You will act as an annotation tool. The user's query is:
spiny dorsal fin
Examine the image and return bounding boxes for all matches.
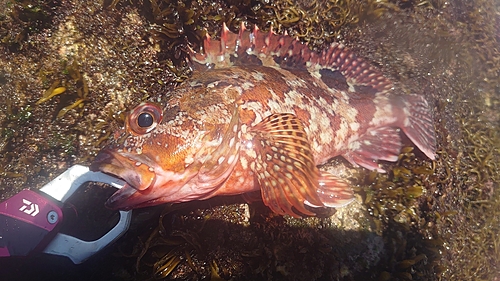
[190,22,393,93]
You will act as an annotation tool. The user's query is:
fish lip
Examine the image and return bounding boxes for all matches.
[90,149,160,210]
[90,149,157,192]
[89,148,114,172]
[90,149,125,179]
[103,181,165,210]
[91,149,205,210]
[91,149,194,210]
[104,182,140,210]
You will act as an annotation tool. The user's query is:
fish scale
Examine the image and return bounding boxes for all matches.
[90,23,436,218]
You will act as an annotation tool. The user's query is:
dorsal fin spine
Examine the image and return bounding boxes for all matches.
[191,23,393,92]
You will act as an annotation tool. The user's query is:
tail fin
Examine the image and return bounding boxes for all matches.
[401,95,436,160]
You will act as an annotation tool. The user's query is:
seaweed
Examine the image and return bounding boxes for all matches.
[0,0,499,280]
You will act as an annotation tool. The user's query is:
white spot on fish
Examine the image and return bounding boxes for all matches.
[240,156,248,169]
[309,69,322,81]
[285,77,307,88]
[251,71,265,81]
[348,141,361,151]
[237,176,245,184]
[241,81,255,90]
[227,154,236,164]
[345,106,358,122]
[207,81,218,88]
[245,148,257,159]
[334,118,349,151]
[241,124,248,134]
[350,120,360,132]
[185,155,194,165]
[245,140,253,149]
[370,98,397,127]
[403,104,411,127]
[218,156,225,165]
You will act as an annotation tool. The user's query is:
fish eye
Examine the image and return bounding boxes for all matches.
[138,112,154,128]
[127,102,163,135]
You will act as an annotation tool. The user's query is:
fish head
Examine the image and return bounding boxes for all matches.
[90,101,219,210]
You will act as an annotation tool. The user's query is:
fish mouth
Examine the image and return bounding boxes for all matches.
[90,149,159,210]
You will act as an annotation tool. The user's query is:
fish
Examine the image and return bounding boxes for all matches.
[90,23,436,218]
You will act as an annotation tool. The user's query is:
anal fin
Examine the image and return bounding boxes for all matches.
[305,171,354,208]
[343,127,402,172]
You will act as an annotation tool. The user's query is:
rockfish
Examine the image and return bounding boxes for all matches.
[90,24,436,217]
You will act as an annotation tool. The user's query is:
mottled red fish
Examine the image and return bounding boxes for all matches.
[90,24,436,217]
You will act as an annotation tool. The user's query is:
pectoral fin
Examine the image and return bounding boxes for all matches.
[250,113,324,217]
